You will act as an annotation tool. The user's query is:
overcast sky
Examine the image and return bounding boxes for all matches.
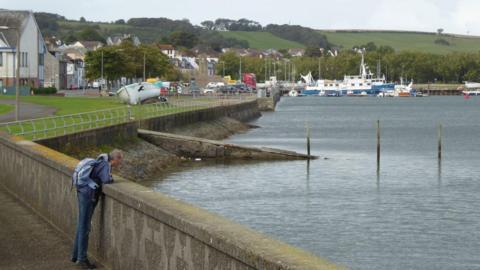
[3,0,480,35]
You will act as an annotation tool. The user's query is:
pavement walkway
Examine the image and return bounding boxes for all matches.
[0,99,56,123]
[0,186,104,269]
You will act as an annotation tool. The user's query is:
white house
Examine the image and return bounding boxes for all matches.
[106,34,141,46]
[158,44,176,59]
[72,40,103,51]
[0,9,46,89]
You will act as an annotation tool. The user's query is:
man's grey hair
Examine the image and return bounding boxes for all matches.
[109,149,124,161]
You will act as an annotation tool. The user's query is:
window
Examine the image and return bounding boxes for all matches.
[21,52,29,67]
[351,83,355,86]
[359,83,363,86]
[38,53,44,66]
[0,52,2,66]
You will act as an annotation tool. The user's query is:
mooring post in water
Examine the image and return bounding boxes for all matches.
[306,123,311,157]
[377,120,380,173]
[438,123,442,160]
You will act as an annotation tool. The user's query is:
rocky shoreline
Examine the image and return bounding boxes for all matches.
[67,116,254,181]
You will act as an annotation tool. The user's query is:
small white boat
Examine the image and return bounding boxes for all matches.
[288,89,298,97]
[463,90,480,96]
[117,82,162,105]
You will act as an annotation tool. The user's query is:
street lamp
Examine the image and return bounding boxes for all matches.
[220,61,225,78]
[239,56,242,82]
[0,25,20,121]
[143,52,146,82]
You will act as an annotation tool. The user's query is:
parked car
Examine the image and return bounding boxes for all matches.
[206,82,225,88]
[203,87,216,94]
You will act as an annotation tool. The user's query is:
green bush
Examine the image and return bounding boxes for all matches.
[32,87,57,95]
[434,38,450,46]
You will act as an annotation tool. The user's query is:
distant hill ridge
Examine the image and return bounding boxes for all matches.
[29,11,480,54]
[318,29,480,39]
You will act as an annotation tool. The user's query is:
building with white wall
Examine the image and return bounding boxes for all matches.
[0,10,46,89]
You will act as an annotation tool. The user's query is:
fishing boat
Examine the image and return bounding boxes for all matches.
[300,52,394,96]
[393,79,414,97]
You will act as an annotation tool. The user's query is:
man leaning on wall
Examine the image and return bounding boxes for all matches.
[71,149,123,269]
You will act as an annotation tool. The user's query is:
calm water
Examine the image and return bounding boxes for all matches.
[143,97,480,270]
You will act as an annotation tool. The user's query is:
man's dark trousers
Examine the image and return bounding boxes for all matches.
[72,190,97,262]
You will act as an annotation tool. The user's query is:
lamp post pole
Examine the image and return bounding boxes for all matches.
[221,61,225,78]
[239,56,242,82]
[143,52,146,82]
[15,28,20,121]
[100,50,104,89]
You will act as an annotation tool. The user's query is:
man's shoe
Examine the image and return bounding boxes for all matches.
[77,259,96,269]
[71,257,77,263]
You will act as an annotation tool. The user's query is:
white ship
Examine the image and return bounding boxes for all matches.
[300,52,394,96]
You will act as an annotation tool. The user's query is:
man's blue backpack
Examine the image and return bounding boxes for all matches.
[72,158,100,190]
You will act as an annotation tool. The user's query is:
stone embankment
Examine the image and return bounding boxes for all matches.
[138,129,314,160]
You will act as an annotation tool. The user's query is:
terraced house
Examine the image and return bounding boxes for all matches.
[0,10,46,90]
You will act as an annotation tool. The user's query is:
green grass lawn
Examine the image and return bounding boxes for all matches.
[0,95,231,140]
[0,96,124,115]
[320,31,480,54]
[0,104,13,115]
[219,31,305,49]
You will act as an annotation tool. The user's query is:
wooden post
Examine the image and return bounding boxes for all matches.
[377,120,380,173]
[438,124,442,160]
[306,124,311,157]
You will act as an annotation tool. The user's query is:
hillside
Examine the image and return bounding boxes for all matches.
[219,31,305,49]
[320,31,480,54]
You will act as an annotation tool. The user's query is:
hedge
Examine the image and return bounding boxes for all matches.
[32,87,57,95]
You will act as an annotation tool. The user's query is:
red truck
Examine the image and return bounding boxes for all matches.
[242,73,257,90]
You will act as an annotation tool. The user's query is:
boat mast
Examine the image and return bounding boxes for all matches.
[360,50,366,79]
[318,57,322,80]
[377,58,381,79]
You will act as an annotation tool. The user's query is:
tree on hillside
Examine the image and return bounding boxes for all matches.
[169,31,198,49]
[64,31,77,44]
[434,38,450,46]
[34,12,63,35]
[437,28,444,35]
[201,20,215,30]
[377,45,395,55]
[264,24,329,48]
[353,42,377,52]
[304,46,322,57]
[77,26,105,42]
[80,17,86,22]
[115,19,125,24]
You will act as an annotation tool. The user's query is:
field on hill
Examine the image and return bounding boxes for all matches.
[320,31,480,54]
[219,31,305,49]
